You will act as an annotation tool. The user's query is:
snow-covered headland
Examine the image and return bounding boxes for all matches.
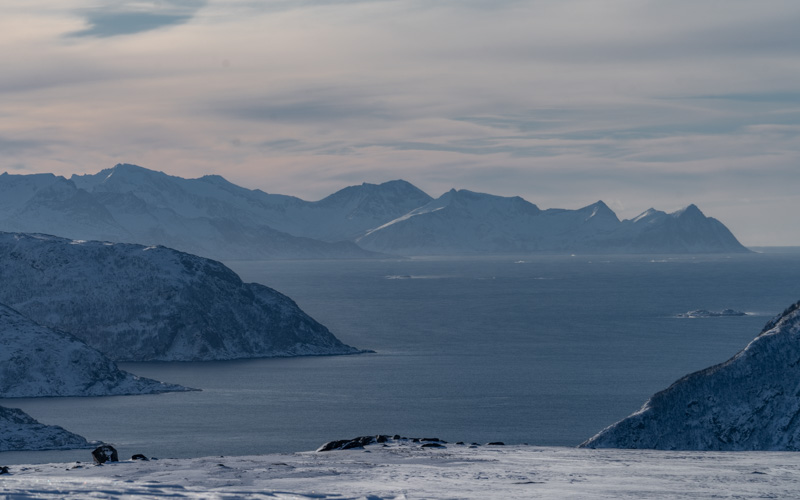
[0,303,189,398]
[0,407,93,453]
[0,232,364,361]
[2,439,800,499]
[583,299,800,450]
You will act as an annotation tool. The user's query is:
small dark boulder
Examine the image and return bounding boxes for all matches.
[92,444,119,464]
[487,442,505,446]
[376,435,390,443]
[131,454,149,461]
[316,436,376,452]
[421,437,446,443]
[0,466,9,474]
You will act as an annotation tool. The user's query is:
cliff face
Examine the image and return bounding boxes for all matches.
[582,300,800,451]
[0,232,362,361]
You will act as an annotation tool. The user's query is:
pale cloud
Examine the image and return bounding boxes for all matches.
[1,0,799,244]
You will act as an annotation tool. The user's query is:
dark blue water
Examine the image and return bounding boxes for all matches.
[4,253,800,464]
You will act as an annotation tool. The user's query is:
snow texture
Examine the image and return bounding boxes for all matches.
[2,440,800,498]
[0,303,189,397]
[0,232,362,361]
[582,299,800,450]
[0,406,92,452]
[0,164,748,259]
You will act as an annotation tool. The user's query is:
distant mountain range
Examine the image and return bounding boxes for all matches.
[0,164,749,258]
[582,299,800,451]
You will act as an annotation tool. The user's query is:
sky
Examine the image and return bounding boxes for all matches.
[2,1,799,246]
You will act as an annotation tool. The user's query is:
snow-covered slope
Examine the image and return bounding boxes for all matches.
[280,180,434,241]
[581,299,800,451]
[0,232,362,361]
[613,204,748,253]
[3,443,800,498]
[0,303,188,397]
[357,189,545,254]
[0,406,92,452]
[357,189,748,255]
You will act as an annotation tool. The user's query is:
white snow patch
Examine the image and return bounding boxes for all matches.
[1,443,799,499]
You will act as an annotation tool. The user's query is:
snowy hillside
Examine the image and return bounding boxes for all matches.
[357,190,748,255]
[0,303,188,397]
[275,179,434,241]
[3,442,800,498]
[582,299,800,451]
[0,406,92,452]
[0,232,362,361]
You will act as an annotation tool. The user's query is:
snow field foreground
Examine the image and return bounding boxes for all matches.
[3,443,800,499]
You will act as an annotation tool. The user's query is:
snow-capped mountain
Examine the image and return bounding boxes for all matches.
[357,189,546,254]
[0,232,362,361]
[0,164,749,257]
[0,406,92,452]
[612,204,748,253]
[272,180,434,241]
[581,299,800,451]
[0,303,189,397]
[356,190,748,255]
[0,166,379,260]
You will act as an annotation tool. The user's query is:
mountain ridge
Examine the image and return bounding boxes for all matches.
[0,164,750,257]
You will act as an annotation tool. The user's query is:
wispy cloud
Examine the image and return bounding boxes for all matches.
[71,1,206,37]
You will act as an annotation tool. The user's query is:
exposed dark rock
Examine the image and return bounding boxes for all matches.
[0,466,9,474]
[92,444,119,464]
[487,442,505,446]
[131,454,148,461]
[316,436,377,452]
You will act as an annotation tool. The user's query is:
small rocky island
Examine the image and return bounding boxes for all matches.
[677,309,747,318]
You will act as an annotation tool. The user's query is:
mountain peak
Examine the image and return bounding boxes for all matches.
[671,204,705,219]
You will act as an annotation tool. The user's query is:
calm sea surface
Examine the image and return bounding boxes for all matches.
[4,252,800,463]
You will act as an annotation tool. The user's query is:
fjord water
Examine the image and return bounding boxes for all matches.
[5,253,800,463]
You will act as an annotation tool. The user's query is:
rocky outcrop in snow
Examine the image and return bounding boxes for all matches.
[0,303,189,397]
[0,232,362,361]
[581,300,800,451]
[0,406,92,451]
